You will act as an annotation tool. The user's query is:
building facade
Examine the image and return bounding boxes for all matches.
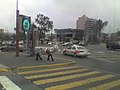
[0,29,8,33]
[76,15,99,44]
[54,28,84,42]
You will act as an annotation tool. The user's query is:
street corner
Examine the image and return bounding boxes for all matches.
[0,64,11,73]
[0,68,10,73]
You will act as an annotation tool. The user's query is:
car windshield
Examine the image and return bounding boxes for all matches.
[77,46,85,49]
[0,1,120,90]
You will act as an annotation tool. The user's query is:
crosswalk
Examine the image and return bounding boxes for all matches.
[16,65,120,90]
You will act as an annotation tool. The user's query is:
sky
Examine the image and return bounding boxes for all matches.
[0,0,120,33]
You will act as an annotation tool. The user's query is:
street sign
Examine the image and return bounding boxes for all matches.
[22,15,31,31]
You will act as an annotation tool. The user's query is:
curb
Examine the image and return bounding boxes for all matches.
[0,68,11,72]
[17,60,76,70]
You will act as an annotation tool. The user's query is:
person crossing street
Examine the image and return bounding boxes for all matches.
[35,47,43,61]
[46,47,54,61]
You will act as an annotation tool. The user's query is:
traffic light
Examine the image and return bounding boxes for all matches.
[22,15,31,31]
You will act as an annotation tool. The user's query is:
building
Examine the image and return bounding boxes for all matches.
[54,28,84,42]
[0,29,8,33]
[76,15,86,30]
[76,15,99,44]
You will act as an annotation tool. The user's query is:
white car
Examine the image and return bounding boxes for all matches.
[63,45,90,57]
[62,42,73,46]
[48,42,52,45]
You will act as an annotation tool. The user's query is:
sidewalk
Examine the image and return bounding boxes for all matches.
[0,52,75,70]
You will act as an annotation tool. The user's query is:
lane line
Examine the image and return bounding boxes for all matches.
[18,66,80,75]
[97,58,114,63]
[34,71,101,85]
[45,75,113,90]
[89,79,120,90]
[0,76,22,90]
[25,68,89,79]
[89,56,114,63]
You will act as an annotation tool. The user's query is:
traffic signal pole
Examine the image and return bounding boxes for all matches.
[16,0,19,57]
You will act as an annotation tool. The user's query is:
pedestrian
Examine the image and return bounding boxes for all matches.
[46,47,54,61]
[35,47,43,61]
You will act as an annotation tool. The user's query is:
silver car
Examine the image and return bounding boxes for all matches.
[63,45,90,57]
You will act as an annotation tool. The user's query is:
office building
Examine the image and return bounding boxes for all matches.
[54,28,84,42]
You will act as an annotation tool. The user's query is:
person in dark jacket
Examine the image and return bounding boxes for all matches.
[46,48,54,61]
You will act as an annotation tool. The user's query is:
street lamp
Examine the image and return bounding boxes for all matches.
[16,0,19,57]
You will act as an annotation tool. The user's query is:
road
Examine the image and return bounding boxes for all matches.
[0,43,120,90]
[57,44,120,75]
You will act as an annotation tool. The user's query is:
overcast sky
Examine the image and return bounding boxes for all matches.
[0,0,120,33]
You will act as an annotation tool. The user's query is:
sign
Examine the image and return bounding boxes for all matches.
[18,15,23,31]
[22,15,31,31]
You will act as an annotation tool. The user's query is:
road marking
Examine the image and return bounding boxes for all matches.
[53,56,74,61]
[18,66,80,75]
[89,56,114,63]
[97,52,105,54]
[45,75,113,90]
[0,76,22,90]
[34,71,101,85]
[25,68,88,79]
[97,58,114,63]
[89,79,120,90]
[0,68,10,72]
[17,59,75,69]
[92,51,105,54]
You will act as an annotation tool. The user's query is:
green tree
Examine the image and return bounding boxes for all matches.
[48,33,55,41]
[0,33,5,42]
[4,33,11,41]
[0,33,12,42]
[35,14,53,39]
[11,33,16,41]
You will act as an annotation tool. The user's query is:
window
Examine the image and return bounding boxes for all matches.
[72,46,76,50]
[67,47,71,49]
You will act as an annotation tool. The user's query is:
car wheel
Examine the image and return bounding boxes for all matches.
[63,51,66,55]
[1,48,5,52]
[20,50,23,52]
[111,46,116,50]
[73,53,77,57]
[83,56,87,58]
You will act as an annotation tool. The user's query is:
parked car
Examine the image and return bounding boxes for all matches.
[0,44,25,52]
[63,45,90,57]
[106,41,120,50]
[79,41,87,46]
[62,42,73,46]
[48,42,52,45]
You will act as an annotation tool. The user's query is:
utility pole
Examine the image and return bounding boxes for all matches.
[16,0,19,57]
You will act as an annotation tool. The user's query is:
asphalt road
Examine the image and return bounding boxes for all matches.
[56,44,120,75]
[0,43,120,90]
